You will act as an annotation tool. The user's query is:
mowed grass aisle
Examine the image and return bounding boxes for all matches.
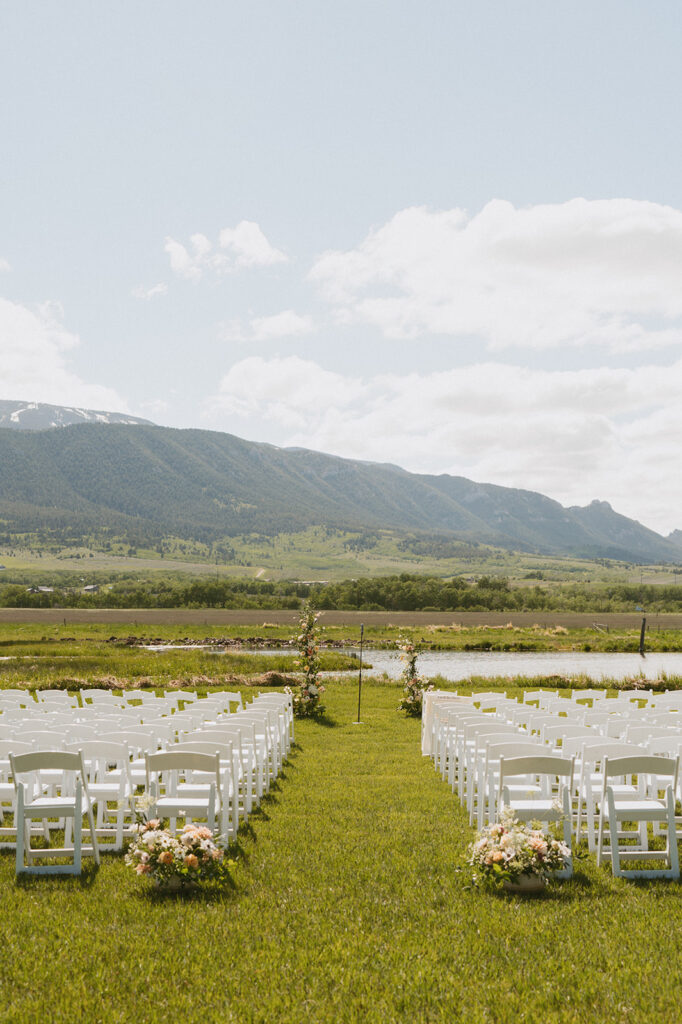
[3,681,682,1023]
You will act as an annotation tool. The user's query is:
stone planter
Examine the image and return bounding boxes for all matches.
[502,874,547,894]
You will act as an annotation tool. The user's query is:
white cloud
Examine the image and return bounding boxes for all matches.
[203,354,682,534]
[165,221,286,281]
[221,309,315,343]
[310,198,682,352]
[218,222,287,268]
[0,297,130,411]
[132,282,168,300]
[205,356,362,430]
[0,259,10,273]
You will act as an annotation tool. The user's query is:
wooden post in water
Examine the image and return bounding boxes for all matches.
[639,617,646,656]
[356,623,364,724]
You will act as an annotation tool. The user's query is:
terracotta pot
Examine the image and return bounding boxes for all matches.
[502,874,547,894]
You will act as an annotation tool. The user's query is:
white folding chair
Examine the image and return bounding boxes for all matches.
[480,740,546,830]
[172,741,239,840]
[145,750,226,842]
[499,753,575,878]
[10,750,100,875]
[596,754,680,879]
[66,740,133,851]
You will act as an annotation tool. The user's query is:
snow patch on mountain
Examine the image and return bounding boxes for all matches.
[0,400,153,431]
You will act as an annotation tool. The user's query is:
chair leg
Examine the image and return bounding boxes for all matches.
[73,786,82,875]
[667,790,680,880]
[86,801,100,866]
[607,791,622,877]
[596,804,605,867]
[15,784,25,874]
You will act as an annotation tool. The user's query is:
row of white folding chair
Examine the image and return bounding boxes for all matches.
[178,714,278,822]
[445,712,524,803]
[472,737,549,829]
[250,695,294,756]
[251,692,295,744]
[432,698,488,777]
[439,709,492,791]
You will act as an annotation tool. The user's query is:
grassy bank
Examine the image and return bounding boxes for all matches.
[2,619,682,653]
[2,679,682,1023]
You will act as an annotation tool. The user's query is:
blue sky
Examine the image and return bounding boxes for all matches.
[2,2,682,532]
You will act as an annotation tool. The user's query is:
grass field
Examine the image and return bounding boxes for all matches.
[2,679,682,1022]
[3,526,682,584]
[2,618,682,659]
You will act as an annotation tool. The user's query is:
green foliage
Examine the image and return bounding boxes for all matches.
[289,602,325,718]
[396,635,432,717]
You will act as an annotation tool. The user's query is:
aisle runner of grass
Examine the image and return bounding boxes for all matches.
[2,681,682,1022]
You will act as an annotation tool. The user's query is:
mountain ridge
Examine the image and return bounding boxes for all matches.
[0,415,678,565]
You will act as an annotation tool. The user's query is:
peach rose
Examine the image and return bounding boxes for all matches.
[184,854,199,869]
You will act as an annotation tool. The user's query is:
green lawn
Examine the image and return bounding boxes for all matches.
[2,680,682,1022]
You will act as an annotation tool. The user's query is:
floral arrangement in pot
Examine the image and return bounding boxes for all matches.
[468,808,571,891]
[125,807,233,891]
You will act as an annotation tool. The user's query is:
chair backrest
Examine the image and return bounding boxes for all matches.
[35,690,78,707]
[499,753,574,783]
[66,739,130,763]
[10,749,86,776]
[523,689,559,706]
[146,749,221,775]
[541,723,594,746]
[0,738,33,757]
[603,754,679,783]
[173,740,234,760]
[15,730,65,749]
[571,689,607,703]
[484,740,544,765]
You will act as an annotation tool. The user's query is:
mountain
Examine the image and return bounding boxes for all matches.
[0,419,679,564]
[0,400,152,431]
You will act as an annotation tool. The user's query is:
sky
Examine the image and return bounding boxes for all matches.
[2,1,682,534]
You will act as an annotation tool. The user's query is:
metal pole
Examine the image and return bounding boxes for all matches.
[356,623,364,724]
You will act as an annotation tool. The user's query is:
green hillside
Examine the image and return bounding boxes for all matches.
[0,422,679,566]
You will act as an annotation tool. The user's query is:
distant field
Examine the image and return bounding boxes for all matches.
[3,526,681,584]
[0,608,680,628]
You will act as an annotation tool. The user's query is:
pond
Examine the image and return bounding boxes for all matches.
[349,649,682,681]
[147,645,682,682]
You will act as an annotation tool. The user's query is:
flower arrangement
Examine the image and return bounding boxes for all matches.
[468,808,571,889]
[285,601,326,718]
[396,636,433,717]
[125,798,232,890]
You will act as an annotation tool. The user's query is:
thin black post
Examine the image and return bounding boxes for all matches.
[639,617,646,656]
[356,622,364,724]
